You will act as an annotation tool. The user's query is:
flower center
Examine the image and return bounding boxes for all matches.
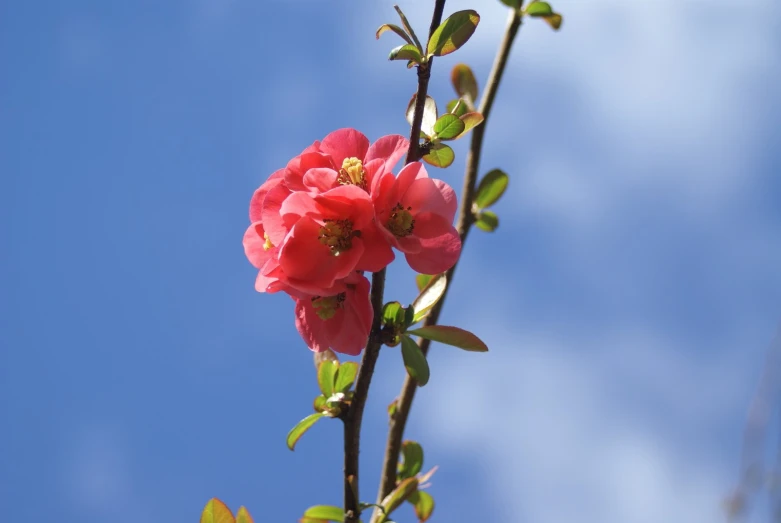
[337,157,367,191]
[318,218,359,256]
[387,203,415,237]
[263,232,274,251]
[311,293,346,320]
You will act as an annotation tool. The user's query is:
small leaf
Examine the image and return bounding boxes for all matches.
[394,5,424,52]
[415,274,433,292]
[286,413,325,451]
[427,10,480,57]
[313,349,339,371]
[317,360,338,397]
[407,491,435,522]
[379,477,420,521]
[406,94,438,136]
[450,64,478,103]
[432,114,465,140]
[411,273,447,323]
[473,169,509,209]
[382,301,406,326]
[313,395,327,412]
[422,143,454,168]
[475,210,499,232]
[401,335,430,386]
[388,398,398,418]
[376,23,414,46]
[407,326,489,352]
[398,440,424,479]
[446,98,469,117]
[201,499,235,523]
[299,519,329,523]
[235,507,254,523]
[455,112,484,139]
[542,13,563,30]
[525,1,554,16]
[389,43,423,64]
[334,361,359,393]
[303,506,344,522]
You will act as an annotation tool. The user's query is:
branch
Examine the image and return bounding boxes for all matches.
[343,3,448,521]
[374,8,524,511]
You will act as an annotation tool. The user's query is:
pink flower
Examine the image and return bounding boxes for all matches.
[374,162,461,274]
[294,273,373,355]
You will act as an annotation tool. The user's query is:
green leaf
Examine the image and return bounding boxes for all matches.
[394,5,424,53]
[411,273,447,323]
[415,274,433,292]
[398,440,424,479]
[388,398,398,418]
[542,13,563,30]
[303,506,344,522]
[455,112,484,139]
[406,94,438,137]
[201,499,235,523]
[525,1,553,16]
[382,301,406,326]
[446,98,469,117]
[286,413,325,451]
[474,169,509,209]
[389,43,423,64]
[401,335,430,386]
[333,361,359,393]
[313,395,327,412]
[422,143,454,168]
[427,10,480,57]
[432,114,465,141]
[235,507,254,523]
[475,210,499,232]
[299,519,329,523]
[407,325,489,352]
[379,477,420,520]
[376,23,414,46]
[450,63,478,103]
[500,0,523,8]
[407,491,435,522]
[317,360,338,397]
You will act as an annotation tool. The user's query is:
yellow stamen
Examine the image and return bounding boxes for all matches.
[337,157,367,191]
[318,219,359,256]
[312,293,347,320]
[263,232,274,251]
[387,203,415,237]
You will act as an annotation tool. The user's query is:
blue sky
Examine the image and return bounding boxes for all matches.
[2,1,781,522]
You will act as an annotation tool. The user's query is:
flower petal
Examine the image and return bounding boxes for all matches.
[404,212,461,274]
[365,134,409,173]
[319,128,370,167]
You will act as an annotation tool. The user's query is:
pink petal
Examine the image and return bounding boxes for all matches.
[243,221,271,268]
[365,134,409,173]
[355,222,395,272]
[303,167,338,193]
[261,182,294,245]
[404,212,461,274]
[295,299,330,353]
[319,129,370,167]
[249,170,284,222]
[285,152,334,192]
[401,178,455,219]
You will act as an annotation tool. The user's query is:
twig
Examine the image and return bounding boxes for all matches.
[343,3,448,521]
[374,8,524,511]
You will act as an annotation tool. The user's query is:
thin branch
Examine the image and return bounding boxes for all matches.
[374,8,524,511]
[343,3,448,521]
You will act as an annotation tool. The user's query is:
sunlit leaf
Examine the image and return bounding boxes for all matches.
[389,43,423,64]
[411,273,447,323]
[427,10,480,57]
[401,335,430,386]
[379,477,420,521]
[422,143,454,168]
[475,210,499,232]
[453,112,484,140]
[542,13,563,30]
[407,325,489,352]
[382,301,406,326]
[394,5,424,52]
[407,491,435,522]
[201,499,235,523]
[446,98,469,117]
[303,505,344,522]
[286,413,325,451]
[473,169,509,209]
[398,440,424,480]
[376,23,414,46]
[525,1,553,16]
[334,361,359,393]
[450,63,478,103]
[313,395,327,412]
[388,398,399,418]
[235,507,254,523]
[406,94,438,136]
[432,114,465,140]
[415,273,433,292]
[317,360,338,397]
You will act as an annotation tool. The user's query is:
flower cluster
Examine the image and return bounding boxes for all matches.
[243,129,461,355]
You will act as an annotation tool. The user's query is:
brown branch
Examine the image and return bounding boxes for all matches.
[342,3,448,521]
[374,8,524,513]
